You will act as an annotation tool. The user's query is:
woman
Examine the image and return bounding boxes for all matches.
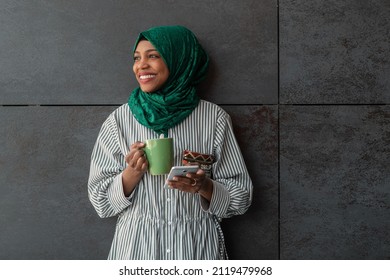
[88,25,253,260]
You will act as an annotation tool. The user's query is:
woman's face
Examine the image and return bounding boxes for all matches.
[133,40,170,93]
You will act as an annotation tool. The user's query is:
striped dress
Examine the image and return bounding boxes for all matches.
[88,100,253,260]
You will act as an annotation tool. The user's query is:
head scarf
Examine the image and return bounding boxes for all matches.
[128,25,209,137]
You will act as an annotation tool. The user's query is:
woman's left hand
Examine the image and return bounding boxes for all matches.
[167,169,213,201]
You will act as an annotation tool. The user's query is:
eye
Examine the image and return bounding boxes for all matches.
[133,55,140,62]
[149,53,160,59]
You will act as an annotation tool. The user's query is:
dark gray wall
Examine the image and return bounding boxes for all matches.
[0,0,388,260]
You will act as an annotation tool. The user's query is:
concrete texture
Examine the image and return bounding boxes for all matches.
[280,105,390,259]
[0,106,117,259]
[1,0,389,260]
[0,0,277,105]
[222,105,279,259]
[280,0,390,104]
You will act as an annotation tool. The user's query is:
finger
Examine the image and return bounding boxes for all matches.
[167,179,189,190]
[125,149,136,163]
[141,161,148,171]
[130,141,145,150]
[185,171,205,191]
[185,170,202,180]
[134,155,147,170]
[168,179,199,193]
[126,144,146,164]
[185,173,195,179]
[131,153,146,167]
[184,166,200,177]
[132,149,146,161]
[125,153,132,164]
[172,176,197,187]
[196,169,205,176]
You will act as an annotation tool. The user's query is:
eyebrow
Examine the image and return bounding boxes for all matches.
[134,49,158,53]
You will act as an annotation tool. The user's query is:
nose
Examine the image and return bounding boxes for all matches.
[137,57,149,69]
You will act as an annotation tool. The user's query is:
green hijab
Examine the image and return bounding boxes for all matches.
[128,25,209,137]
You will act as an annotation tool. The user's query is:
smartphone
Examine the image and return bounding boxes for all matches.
[164,165,199,188]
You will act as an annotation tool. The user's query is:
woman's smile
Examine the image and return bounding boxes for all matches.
[139,74,156,80]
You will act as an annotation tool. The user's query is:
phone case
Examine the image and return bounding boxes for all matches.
[182,150,215,178]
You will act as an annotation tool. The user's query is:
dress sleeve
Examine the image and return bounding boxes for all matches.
[88,114,133,218]
[200,109,253,219]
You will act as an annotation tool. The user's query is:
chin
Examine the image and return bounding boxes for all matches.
[140,87,158,93]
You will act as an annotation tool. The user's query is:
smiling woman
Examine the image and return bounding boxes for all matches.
[88,25,253,260]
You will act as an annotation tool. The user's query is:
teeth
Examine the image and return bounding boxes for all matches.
[140,75,156,80]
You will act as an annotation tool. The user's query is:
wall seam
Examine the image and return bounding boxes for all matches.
[277,0,281,260]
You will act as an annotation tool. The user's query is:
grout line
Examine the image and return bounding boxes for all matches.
[2,103,387,107]
[279,103,389,106]
[278,106,281,260]
[1,104,122,107]
[1,104,34,107]
[277,0,281,260]
[39,104,123,107]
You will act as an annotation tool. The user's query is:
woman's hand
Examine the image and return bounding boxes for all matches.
[122,142,148,196]
[167,168,213,202]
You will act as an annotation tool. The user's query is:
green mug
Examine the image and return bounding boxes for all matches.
[143,137,174,175]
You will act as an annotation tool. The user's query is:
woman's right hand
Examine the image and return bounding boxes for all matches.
[122,141,148,196]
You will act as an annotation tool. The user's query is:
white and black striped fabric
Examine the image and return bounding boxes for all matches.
[88,100,253,260]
